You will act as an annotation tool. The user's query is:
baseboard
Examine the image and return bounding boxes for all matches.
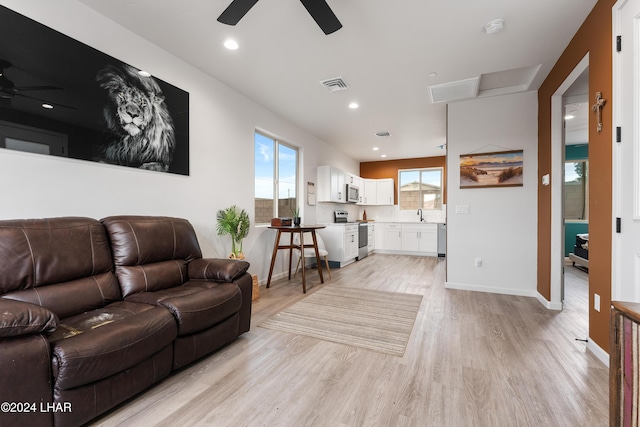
[535,292,563,311]
[587,338,609,367]
[445,281,537,298]
[257,271,288,286]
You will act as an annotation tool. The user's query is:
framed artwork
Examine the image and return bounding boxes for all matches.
[459,150,523,188]
[0,5,190,175]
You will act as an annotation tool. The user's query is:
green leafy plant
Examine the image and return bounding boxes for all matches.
[291,206,300,218]
[216,205,250,258]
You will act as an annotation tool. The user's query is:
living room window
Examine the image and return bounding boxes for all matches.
[564,160,588,220]
[398,167,443,210]
[254,131,298,224]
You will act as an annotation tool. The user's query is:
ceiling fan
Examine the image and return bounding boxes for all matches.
[217,0,342,35]
[0,59,76,109]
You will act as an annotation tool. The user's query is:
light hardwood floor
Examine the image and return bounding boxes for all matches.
[92,255,608,426]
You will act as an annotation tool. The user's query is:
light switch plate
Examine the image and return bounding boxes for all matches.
[456,205,470,214]
[542,174,550,186]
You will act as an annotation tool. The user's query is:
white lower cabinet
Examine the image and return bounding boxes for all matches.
[367,223,375,253]
[401,224,437,253]
[319,224,359,267]
[382,223,402,251]
[377,222,438,256]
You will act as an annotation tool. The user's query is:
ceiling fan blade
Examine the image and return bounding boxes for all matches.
[15,85,63,92]
[15,92,78,110]
[217,0,259,25]
[299,0,342,35]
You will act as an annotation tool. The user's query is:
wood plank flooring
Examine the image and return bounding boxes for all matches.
[91,255,608,426]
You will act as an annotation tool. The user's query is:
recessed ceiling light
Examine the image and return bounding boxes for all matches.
[428,72,438,78]
[138,70,151,77]
[224,39,239,50]
[381,154,387,158]
[348,102,359,109]
[372,147,379,151]
[41,103,53,109]
[484,19,505,34]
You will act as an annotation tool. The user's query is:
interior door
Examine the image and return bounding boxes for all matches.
[613,0,640,301]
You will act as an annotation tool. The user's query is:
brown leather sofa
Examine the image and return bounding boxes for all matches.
[0,216,252,427]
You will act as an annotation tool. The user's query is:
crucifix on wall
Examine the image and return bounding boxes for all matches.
[592,91,606,133]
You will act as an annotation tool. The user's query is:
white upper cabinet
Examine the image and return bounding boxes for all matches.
[317,165,346,203]
[376,178,394,205]
[317,166,394,206]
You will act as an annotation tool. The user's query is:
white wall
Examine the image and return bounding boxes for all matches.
[446,91,538,296]
[0,0,359,284]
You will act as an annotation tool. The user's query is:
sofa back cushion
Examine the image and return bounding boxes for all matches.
[0,217,121,318]
[101,216,203,298]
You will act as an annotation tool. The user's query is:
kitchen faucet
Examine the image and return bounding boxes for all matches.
[417,208,424,222]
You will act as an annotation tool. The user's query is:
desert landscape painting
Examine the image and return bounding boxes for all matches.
[460,150,523,188]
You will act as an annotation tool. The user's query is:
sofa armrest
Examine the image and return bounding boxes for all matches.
[0,298,58,338]
[188,258,250,282]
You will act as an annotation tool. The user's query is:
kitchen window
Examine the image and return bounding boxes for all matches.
[254,131,298,224]
[398,167,443,210]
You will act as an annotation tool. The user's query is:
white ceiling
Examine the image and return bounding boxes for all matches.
[78,0,597,162]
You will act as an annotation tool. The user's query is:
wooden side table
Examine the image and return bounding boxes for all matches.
[266,225,326,293]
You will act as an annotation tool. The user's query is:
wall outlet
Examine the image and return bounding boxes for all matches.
[594,293,600,312]
[475,258,482,267]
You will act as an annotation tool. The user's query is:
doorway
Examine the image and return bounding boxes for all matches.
[562,68,589,336]
[550,54,589,312]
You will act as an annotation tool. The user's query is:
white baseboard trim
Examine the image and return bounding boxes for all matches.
[535,292,563,311]
[445,281,537,298]
[257,271,288,286]
[587,338,609,367]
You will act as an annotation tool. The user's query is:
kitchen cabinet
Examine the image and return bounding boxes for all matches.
[376,179,394,205]
[317,166,394,206]
[382,223,402,251]
[401,224,437,253]
[367,223,375,253]
[375,222,438,256]
[317,165,346,203]
[318,224,359,267]
[344,225,359,260]
[360,179,377,205]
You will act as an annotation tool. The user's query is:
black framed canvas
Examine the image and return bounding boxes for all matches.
[0,5,190,175]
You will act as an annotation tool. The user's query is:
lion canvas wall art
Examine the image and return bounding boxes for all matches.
[0,5,190,175]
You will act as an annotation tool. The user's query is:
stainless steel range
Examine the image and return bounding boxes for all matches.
[357,222,368,260]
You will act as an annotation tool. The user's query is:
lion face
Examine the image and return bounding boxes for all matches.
[114,87,152,136]
[96,64,176,171]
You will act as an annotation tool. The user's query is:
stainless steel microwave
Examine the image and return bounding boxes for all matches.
[346,183,359,203]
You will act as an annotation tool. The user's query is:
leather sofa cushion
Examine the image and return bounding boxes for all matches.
[2,272,121,320]
[102,216,202,267]
[0,298,58,338]
[189,258,250,282]
[125,282,242,336]
[116,260,188,298]
[0,217,113,294]
[49,301,177,390]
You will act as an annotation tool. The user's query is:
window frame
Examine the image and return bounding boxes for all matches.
[398,167,444,211]
[564,158,588,222]
[254,131,299,225]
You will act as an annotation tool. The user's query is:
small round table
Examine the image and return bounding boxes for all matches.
[266,225,326,293]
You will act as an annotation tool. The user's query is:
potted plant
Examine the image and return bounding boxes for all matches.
[216,205,250,259]
[291,206,301,226]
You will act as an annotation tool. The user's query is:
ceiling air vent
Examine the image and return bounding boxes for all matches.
[320,77,349,92]
[375,131,391,137]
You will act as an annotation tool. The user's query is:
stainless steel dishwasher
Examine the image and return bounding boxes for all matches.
[437,223,446,257]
